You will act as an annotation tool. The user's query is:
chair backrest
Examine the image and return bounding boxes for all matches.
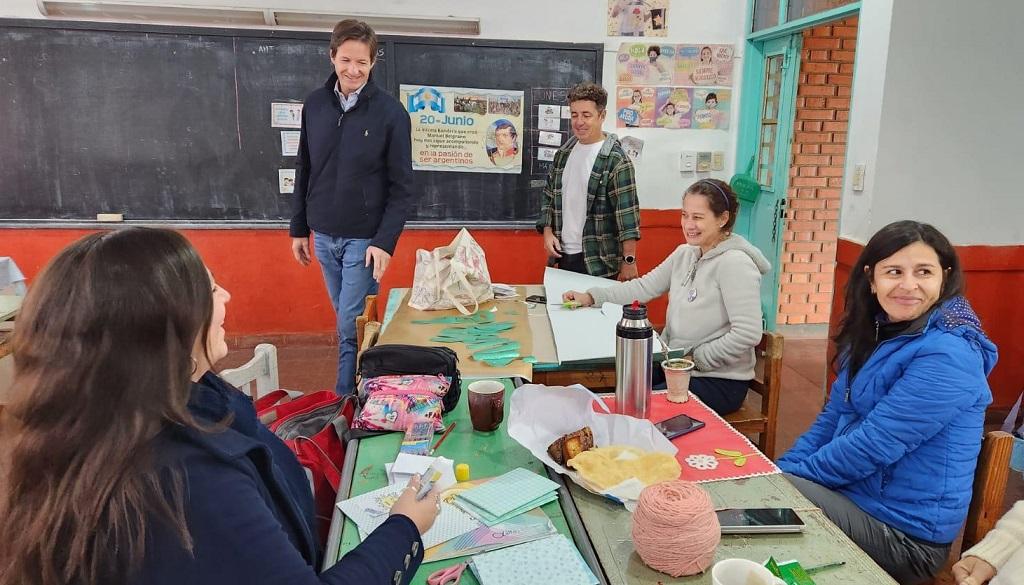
[355,294,378,354]
[962,430,1014,550]
[220,343,279,400]
[749,331,784,458]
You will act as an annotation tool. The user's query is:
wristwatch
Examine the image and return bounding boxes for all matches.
[623,254,637,265]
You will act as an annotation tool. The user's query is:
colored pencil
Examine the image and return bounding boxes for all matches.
[430,422,456,454]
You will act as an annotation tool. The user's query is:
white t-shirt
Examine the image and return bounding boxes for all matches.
[560,140,603,254]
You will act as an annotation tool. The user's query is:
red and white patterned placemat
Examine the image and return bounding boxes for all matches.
[597,391,780,483]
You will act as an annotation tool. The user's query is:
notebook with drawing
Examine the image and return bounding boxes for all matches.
[337,483,481,549]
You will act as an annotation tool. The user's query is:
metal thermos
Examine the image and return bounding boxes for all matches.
[615,301,653,419]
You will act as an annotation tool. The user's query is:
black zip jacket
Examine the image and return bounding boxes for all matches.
[289,74,416,255]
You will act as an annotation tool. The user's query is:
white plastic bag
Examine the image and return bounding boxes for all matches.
[408,228,494,315]
[507,384,677,503]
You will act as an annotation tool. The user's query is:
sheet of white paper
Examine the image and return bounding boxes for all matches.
[538,116,561,131]
[280,131,300,156]
[270,102,303,128]
[538,104,561,117]
[337,483,480,548]
[537,147,558,162]
[538,130,563,147]
[543,267,621,362]
[542,267,686,363]
[390,453,457,490]
[507,384,677,504]
[561,105,571,119]
[278,169,295,194]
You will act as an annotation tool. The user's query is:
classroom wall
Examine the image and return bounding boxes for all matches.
[1,0,749,210]
[1,0,747,340]
[832,0,1024,409]
[839,0,1024,245]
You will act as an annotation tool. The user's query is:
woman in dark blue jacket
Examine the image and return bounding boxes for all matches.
[778,221,996,585]
[0,228,438,585]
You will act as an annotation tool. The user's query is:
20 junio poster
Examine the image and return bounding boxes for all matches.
[400,85,525,174]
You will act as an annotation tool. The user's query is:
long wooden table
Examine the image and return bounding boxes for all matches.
[324,288,896,584]
[325,381,896,584]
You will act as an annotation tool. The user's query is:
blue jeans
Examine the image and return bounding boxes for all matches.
[312,233,378,395]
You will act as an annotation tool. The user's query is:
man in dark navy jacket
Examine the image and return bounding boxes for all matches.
[289,19,416,395]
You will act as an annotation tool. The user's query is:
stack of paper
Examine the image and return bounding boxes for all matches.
[453,467,559,526]
[469,534,599,585]
[336,484,481,549]
[384,453,456,490]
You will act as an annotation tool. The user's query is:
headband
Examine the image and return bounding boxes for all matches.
[696,180,730,207]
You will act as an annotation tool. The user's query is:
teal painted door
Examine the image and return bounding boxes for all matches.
[734,35,800,330]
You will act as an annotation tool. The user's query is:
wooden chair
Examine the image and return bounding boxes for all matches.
[354,294,378,354]
[962,430,1015,550]
[724,331,784,459]
[928,430,1015,584]
[220,343,280,400]
[355,320,381,387]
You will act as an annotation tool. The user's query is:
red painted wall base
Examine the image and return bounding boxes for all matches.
[0,210,685,334]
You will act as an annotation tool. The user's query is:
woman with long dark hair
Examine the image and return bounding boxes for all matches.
[0,228,438,585]
[778,221,997,584]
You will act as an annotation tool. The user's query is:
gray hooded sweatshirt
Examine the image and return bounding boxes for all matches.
[588,234,771,381]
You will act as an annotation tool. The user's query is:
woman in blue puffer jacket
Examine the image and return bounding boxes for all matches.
[778,221,997,585]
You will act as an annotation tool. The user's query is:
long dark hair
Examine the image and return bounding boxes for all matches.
[0,228,213,585]
[833,220,964,375]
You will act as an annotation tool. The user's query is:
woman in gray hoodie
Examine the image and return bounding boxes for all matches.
[563,179,770,414]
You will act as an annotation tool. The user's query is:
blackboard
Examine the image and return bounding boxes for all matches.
[0,19,603,225]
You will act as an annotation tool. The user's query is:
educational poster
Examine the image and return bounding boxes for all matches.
[654,87,692,129]
[400,85,524,174]
[270,102,303,128]
[278,169,295,194]
[617,43,735,88]
[607,0,669,37]
[280,131,300,156]
[616,43,674,85]
[692,88,731,130]
[615,86,656,129]
[620,136,645,163]
[674,44,735,87]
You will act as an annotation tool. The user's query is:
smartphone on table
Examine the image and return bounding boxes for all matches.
[654,413,705,440]
[716,508,805,534]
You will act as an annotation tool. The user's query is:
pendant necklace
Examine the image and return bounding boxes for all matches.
[684,255,701,302]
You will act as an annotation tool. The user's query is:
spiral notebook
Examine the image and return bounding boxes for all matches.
[468,535,599,585]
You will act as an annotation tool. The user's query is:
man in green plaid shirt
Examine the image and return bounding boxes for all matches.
[536,82,641,280]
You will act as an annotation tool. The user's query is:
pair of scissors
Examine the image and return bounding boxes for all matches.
[426,562,468,585]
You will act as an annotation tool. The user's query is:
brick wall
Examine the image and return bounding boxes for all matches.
[778,17,858,325]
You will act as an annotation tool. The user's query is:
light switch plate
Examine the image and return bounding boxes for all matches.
[680,151,697,172]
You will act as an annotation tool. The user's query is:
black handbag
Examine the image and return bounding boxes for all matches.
[357,344,462,413]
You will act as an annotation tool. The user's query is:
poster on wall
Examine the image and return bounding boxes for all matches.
[616,86,657,129]
[692,88,731,130]
[616,43,674,85]
[620,136,645,162]
[654,87,692,129]
[617,43,735,87]
[607,0,669,37]
[674,44,735,86]
[400,85,525,174]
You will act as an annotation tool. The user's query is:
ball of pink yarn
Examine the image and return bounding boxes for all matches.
[631,480,721,577]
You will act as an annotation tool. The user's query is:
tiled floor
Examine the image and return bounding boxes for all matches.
[223,334,1022,582]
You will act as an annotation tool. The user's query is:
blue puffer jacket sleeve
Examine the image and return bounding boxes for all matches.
[780,333,987,488]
